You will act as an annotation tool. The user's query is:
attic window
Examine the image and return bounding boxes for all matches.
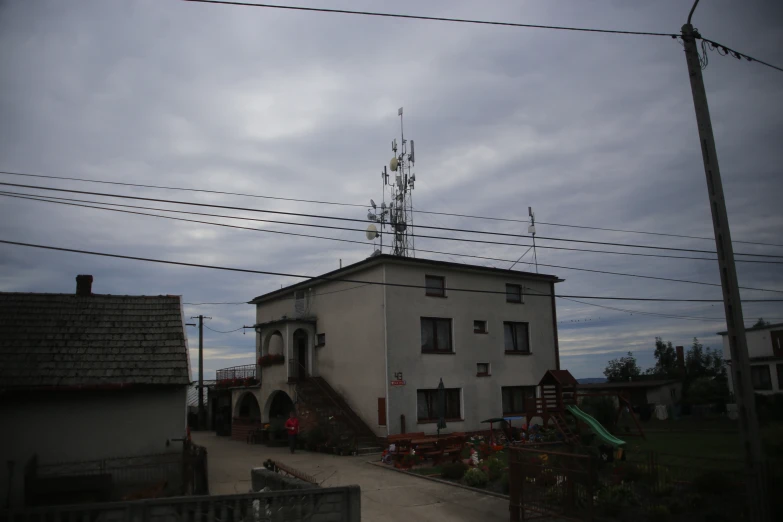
[316,333,326,347]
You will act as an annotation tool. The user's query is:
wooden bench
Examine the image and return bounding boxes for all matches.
[388,432,424,444]
[443,435,466,462]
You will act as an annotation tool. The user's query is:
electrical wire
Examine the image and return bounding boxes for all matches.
[3,239,783,303]
[204,324,247,334]
[5,191,783,291]
[2,184,781,261]
[699,37,783,74]
[183,0,679,37]
[3,170,780,249]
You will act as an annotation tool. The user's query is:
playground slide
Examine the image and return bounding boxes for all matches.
[566,405,626,447]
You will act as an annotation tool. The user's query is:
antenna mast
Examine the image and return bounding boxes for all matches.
[376,108,416,257]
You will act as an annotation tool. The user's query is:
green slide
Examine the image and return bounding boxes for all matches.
[566,405,626,447]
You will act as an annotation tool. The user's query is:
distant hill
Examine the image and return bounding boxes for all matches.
[577,377,607,384]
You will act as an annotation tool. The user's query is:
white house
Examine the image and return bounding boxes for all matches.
[0,275,191,507]
[720,322,783,394]
[229,255,562,442]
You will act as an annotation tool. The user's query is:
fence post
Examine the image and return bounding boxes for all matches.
[508,449,521,522]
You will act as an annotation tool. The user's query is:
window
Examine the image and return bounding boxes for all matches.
[506,284,523,303]
[477,363,490,376]
[772,331,783,357]
[425,275,446,297]
[751,365,772,390]
[777,364,783,390]
[474,320,487,334]
[670,388,677,399]
[502,386,536,414]
[316,333,326,347]
[417,388,461,421]
[504,322,530,353]
[421,317,453,353]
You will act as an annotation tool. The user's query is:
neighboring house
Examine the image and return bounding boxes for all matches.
[719,322,783,395]
[577,380,683,408]
[228,254,562,441]
[0,275,191,507]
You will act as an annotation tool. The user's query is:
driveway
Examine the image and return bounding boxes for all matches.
[192,432,509,522]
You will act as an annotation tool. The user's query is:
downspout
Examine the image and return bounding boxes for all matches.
[550,281,561,370]
[383,264,390,433]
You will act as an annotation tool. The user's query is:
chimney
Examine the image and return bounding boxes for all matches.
[676,346,685,369]
[76,275,93,296]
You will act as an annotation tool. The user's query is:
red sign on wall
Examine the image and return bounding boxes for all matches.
[390,380,406,387]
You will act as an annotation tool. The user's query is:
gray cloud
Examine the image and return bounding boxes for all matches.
[1,0,782,379]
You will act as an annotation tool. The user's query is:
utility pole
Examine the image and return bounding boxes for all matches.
[191,315,211,430]
[681,4,768,519]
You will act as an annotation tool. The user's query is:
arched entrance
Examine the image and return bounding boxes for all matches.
[237,391,261,419]
[265,390,295,438]
[293,328,308,380]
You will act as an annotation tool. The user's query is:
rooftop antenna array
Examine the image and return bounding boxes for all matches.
[368,108,417,257]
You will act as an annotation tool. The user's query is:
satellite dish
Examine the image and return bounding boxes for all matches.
[381,202,386,210]
[409,140,415,163]
[390,157,399,172]
[528,225,536,234]
[366,224,379,240]
[368,212,377,222]
[370,199,376,209]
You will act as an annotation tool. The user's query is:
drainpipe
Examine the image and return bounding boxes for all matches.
[383,264,390,433]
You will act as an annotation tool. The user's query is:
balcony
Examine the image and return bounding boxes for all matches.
[215,364,258,388]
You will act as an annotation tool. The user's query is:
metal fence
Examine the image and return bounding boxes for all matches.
[26,453,185,506]
[509,446,781,521]
[2,487,361,522]
[215,364,257,384]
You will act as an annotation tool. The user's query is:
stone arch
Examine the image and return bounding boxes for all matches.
[236,391,261,419]
[264,390,295,421]
[262,329,285,356]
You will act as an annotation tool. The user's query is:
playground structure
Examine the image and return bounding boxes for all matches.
[518,370,645,447]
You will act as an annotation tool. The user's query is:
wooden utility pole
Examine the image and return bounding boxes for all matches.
[681,7,768,519]
[191,315,211,430]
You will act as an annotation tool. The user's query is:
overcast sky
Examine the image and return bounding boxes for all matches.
[1,0,781,380]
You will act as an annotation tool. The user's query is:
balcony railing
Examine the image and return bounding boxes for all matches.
[215,364,258,387]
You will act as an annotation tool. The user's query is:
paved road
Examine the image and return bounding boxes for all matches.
[192,432,509,522]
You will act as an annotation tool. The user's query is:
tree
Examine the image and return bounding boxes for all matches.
[685,337,706,377]
[753,318,770,328]
[651,337,678,378]
[604,352,642,383]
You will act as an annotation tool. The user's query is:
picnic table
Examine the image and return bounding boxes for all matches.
[411,437,439,446]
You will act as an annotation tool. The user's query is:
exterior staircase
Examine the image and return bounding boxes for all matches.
[296,376,383,455]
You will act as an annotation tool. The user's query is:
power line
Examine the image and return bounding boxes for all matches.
[2,184,781,262]
[5,238,783,303]
[183,0,678,37]
[204,324,248,334]
[4,238,783,302]
[700,37,783,74]
[3,169,780,249]
[6,191,783,292]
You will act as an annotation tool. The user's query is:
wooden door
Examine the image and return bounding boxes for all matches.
[378,397,387,426]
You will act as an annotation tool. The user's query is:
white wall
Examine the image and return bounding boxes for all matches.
[254,265,387,435]
[646,383,682,407]
[722,327,781,360]
[383,263,559,435]
[722,327,783,395]
[0,387,186,507]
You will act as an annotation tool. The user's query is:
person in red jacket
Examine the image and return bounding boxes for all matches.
[285,410,300,454]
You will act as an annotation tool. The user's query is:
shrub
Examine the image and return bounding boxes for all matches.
[485,456,505,481]
[646,505,671,522]
[306,427,325,446]
[692,471,733,496]
[441,461,468,480]
[595,483,638,516]
[464,468,489,488]
[499,472,509,494]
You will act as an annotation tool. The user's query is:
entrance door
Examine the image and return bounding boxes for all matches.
[294,331,308,380]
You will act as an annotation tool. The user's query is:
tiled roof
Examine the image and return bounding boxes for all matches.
[0,293,191,389]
